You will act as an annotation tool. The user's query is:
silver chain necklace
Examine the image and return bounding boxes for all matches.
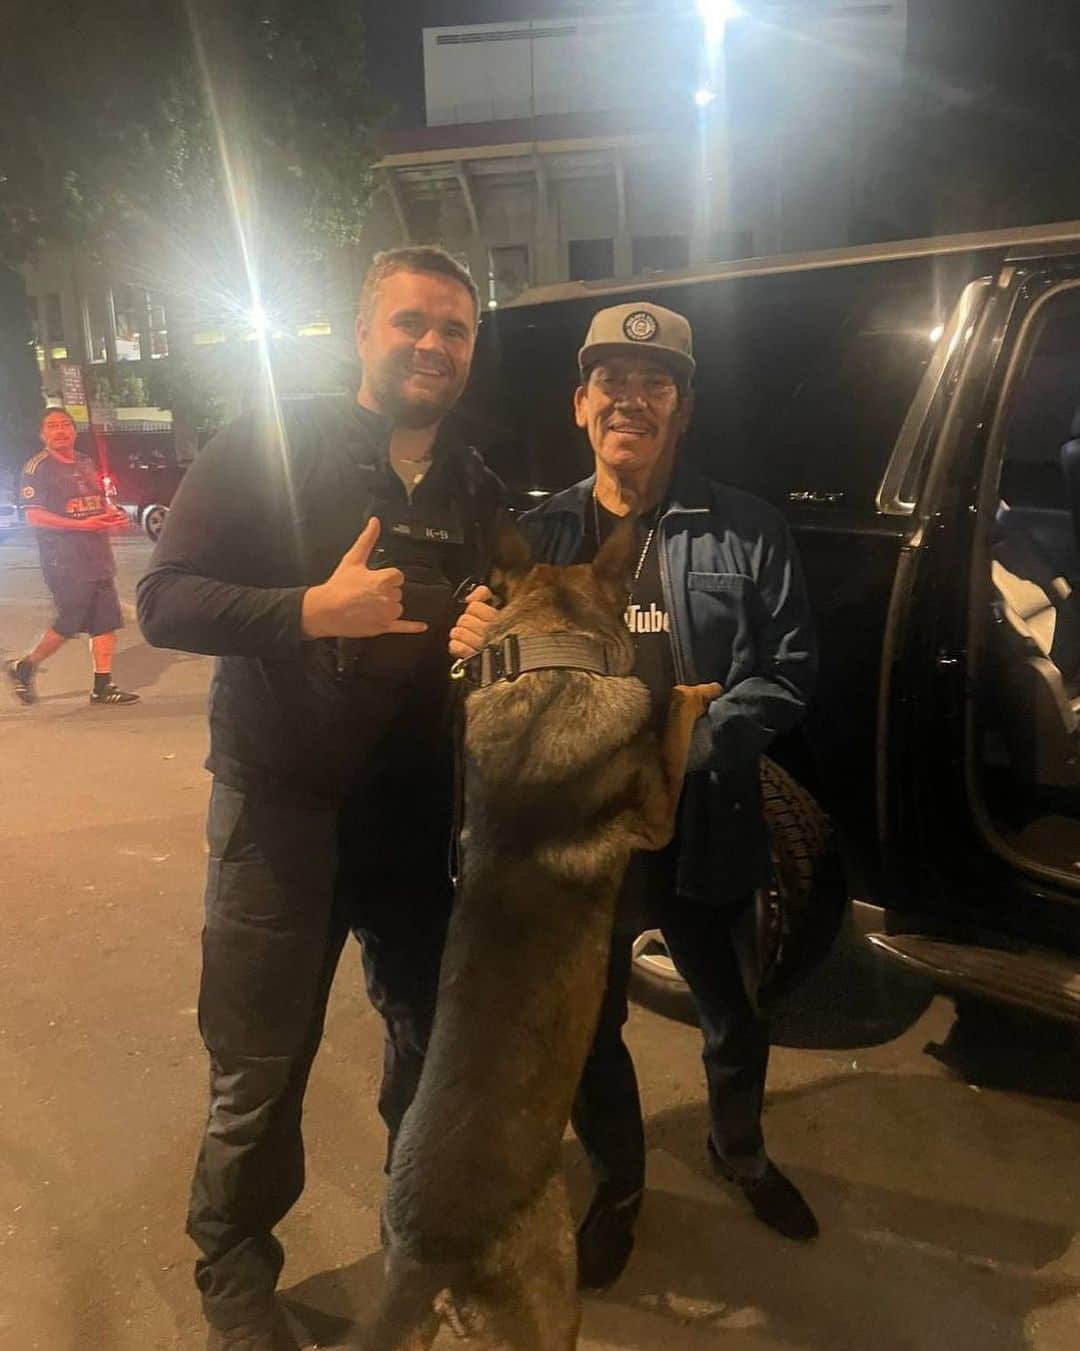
[593,492,656,584]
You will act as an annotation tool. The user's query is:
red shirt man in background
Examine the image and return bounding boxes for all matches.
[7,407,139,706]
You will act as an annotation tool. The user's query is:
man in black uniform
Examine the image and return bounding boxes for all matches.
[137,247,501,1351]
[7,407,138,706]
[452,301,818,1290]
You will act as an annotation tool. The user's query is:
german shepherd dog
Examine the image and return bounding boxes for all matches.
[363,522,720,1351]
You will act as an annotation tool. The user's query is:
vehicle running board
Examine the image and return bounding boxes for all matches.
[867,933,1080,1025]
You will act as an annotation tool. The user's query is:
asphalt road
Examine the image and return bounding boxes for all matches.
[1,530,1079,1351]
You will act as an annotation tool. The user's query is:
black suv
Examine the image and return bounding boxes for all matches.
[460,221,1080,1029]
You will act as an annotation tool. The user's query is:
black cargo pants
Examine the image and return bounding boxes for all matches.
[186,778,453,1330]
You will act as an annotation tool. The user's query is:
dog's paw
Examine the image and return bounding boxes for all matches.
[672,682,723,718]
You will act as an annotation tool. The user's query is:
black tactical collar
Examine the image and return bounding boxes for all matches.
[451,632,629,689]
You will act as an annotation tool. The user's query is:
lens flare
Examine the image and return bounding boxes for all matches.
[696,0,745,52]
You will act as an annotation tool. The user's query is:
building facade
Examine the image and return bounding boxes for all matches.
[20,1,910,420]
[365,1,910,303]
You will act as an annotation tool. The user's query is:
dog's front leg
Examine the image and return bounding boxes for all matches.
[635,682,722,848]
[361,1246,443,1351]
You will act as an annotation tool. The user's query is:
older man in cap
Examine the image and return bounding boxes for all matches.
[451,300,819,1287]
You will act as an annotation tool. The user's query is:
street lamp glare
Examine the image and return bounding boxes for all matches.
[694,87,717,107]
[696,1,746,27]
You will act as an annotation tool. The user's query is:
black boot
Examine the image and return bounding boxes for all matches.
[707,1137,818,1241]
[205,1298,301,1351]
[576,1184,642,1290]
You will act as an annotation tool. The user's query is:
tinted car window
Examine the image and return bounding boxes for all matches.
[461,254,984,513]
[1000,297,1080,510]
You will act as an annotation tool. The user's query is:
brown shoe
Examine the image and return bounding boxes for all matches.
[205,1299,302,1351]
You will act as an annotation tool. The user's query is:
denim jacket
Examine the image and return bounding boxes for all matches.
[519,461,817,904]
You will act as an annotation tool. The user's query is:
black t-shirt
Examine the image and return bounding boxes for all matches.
[19,451,114,580]
[573,495,677,711]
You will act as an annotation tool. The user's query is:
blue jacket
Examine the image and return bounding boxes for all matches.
[519,462,817,905]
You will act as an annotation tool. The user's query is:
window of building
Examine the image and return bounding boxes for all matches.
[488,244,531,307]
[43,293,67,360]
[147,292,169,358]
[112,284,145,361]
[708,230,755,264]
[85,292,109,364]
[29,309,46,370]
[568,238,615,282]
[632,234,689,275]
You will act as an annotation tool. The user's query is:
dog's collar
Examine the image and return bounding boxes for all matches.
[451,632,628,688]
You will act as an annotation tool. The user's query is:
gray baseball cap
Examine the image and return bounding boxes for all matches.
[578,301,695,384]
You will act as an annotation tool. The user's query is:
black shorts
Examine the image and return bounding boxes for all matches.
[47,575,124,638]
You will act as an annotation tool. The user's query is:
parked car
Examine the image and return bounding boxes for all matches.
[460,219,1080,1029]
[76,427,185,540]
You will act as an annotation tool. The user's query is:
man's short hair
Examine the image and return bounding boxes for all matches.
[360,246,480,323]
[40,406,76,428]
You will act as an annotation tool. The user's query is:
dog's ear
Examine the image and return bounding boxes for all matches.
[488,519,532,602]
[592,514,638,599]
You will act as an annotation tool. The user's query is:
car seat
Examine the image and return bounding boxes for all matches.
[989,514,1080,787]
[1061,404,1080,552]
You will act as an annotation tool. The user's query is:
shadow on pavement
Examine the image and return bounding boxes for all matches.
[284,1250,382,1348]
[631,1083,1078,1351]
[115,640,206,693]
[586,1176,1076,1351]
[925,998,1080,1102]
[287,1069,1079,1350]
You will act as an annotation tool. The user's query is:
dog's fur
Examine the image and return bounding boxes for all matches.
[364,522,720,1351]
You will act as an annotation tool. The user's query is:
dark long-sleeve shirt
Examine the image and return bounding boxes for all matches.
[137,399,501,801]
[520,464,817,903]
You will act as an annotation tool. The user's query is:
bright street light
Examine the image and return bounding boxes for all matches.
[694,87,717,108]
[697,0,746,47]
[696,2,746,72]
[697,0,745,22]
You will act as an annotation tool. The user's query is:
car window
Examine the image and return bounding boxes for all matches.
[684,268,942,509]
[999,296,1080,511]
[465,256,976,513]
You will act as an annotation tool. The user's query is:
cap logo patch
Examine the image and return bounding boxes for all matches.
[623,310,658,342]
